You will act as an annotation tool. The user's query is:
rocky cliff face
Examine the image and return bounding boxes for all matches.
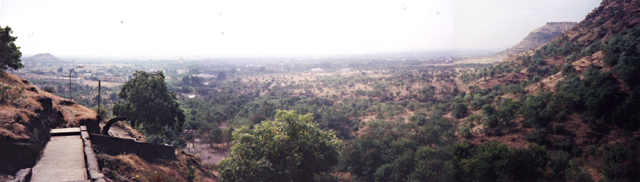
[0,72,98,174]
[501,22,577,55]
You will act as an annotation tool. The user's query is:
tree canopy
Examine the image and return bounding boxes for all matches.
[218,110,342,182]
[113,71,185,144]
[0,26,22,71]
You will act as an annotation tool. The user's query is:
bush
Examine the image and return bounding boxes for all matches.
[602,144,640,181]
[565,160,594,182]
[0,85,24,105]
[410,146,455,182]
[42,86,55,93]
[452,102,469,119]
[375,151,415,182]
[555,66,632,130]
[454,142,549,182]
[458,124,472,139]
[520,93,558,128]
[344,113,456,182]
[548,151,570,179]
[483,99,520,136]
[409,113,428,126]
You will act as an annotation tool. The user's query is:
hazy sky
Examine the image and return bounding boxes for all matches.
[0,0,601,58]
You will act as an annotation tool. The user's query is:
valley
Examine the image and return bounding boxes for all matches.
[1,0,639,181]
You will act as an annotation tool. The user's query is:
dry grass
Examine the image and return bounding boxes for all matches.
[453,55,506,65]
[0,72,97,141]
[98,152,216,182]
[525,72,564,93]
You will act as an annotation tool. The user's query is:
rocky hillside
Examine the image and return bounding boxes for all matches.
[0,72,98,175]
[500,22,577,56]
[455,22,577,65]
[457,0,640,181]
[0,72,216,181]
[97,152,216,182]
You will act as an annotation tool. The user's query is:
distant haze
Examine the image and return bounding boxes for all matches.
[0,0,601,59]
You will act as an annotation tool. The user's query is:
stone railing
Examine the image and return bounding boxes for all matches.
[80,126,105,182]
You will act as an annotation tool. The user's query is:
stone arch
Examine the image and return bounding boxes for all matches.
[101,117,127,135]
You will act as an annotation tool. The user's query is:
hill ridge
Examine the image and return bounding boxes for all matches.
[500,22,577,56]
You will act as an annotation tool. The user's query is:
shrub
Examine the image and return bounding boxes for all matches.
[410,146,455,182]
[454,142,549,182]
[602,144,640,181]
[452,102,469,119]
[548,151,570,179]
[43,86,55,93]
[565,160,594,182]
[0,85,24,105]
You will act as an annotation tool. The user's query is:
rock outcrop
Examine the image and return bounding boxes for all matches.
[501,22,578,55]
[0,72,99,174]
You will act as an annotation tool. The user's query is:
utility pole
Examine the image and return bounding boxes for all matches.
[97,80,102,120]
[68,69,72,100]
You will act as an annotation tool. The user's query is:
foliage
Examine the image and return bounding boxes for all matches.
[547,150,570,180]
[554,66,631,130]
[601,144,640,182]
[218,110,341,182]
[0,26,22,71]
[417,86,436,102]
[603,26,640,87]
[453,142,549,182]
[452,102,469,119]
[520,92,565,128]
[0,85,24,105]
[483,99,520,136]
[345,112,456,182]
[410,146,455,182]
[538,35,579,58]
[113,71,185,144]
[564,159,594,182]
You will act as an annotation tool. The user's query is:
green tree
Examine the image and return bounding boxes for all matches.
[411,146,455,182]
[218,110,341,182]
[454,142,549,182]
[417,86,436,102]
[453,102,469,119]
[112,71,185,144]
[0,26,22,71]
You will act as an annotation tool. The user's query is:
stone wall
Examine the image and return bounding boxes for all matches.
[90,134,175,161]
[81,126,105,181]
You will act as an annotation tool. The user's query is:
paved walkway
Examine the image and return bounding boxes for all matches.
[31,129,88,182]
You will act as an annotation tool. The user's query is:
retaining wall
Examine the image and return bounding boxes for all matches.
[89,134,175,161]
